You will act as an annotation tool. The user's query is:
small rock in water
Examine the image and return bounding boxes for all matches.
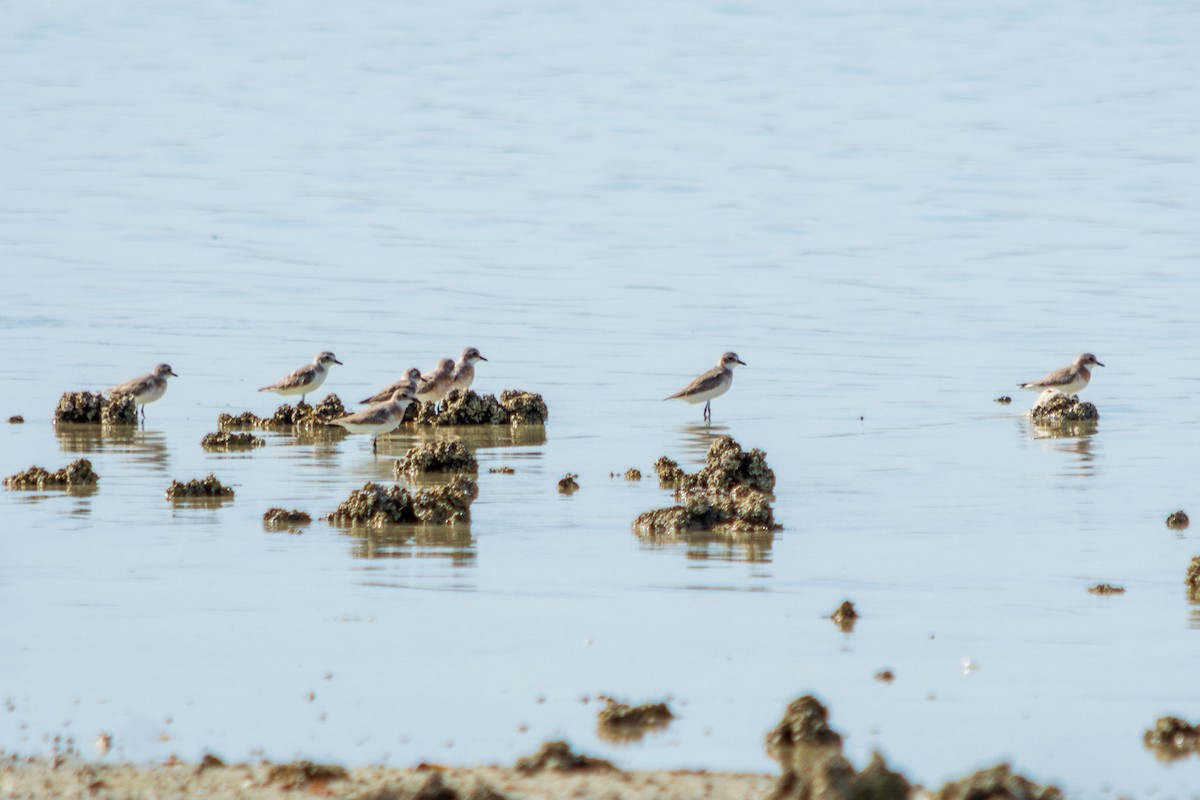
[7,415,24,424]
[4,459,99,489]
[994,396,1012,404]
[596,697,675,743]
[623,468,642,481]
[515,740,615,774]
[1088,583,1125,595]
[415,389,549,426]
[489,466,515,474]
[217,411,263,430]
[1029,392,1099,425]
[830,600,859,632]
[166,474,234,501]
[1186,556,1200,596]
[201,431,265,450]
[54,391,137,425]
[263,508,312,530]
[326,479,478,526]
[557,473,580,493]
[395,439,478,475]
[1144,716,1200,761]
[1167,510,1190,530]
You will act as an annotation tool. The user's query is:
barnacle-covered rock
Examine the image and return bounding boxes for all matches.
[623,468,642,481]
[1088,583,1125,595]
[263,508,312,529]
[1029,393,1099,425]
[265,761,348,788]
[635,437,778,538]
[327,479,477,527]
[8,415,24,424]
[1168,510,1190,530]
[830,600,859,632]
[515,740,615,774]
[500,389,549,425]
[261,394,347,431]
[415,389,548,426]
[201,431,265,450]
[54,391,137,425]
[217,411,263,430]
[412,478,479,524]
[766,696,843,763]
[654,456,685,483]
[558,473,580,493]
[1187,557,1200,598]
[4,459,99,489]
[596,698,674,743]
[935,764,1064,800]
[395,440,478,476]
[1144,716,1200,761]
[166,474,234,500]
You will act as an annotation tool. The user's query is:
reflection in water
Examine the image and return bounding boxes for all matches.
[1022,419,1098,477]
[342,523,475,566]
[677,423,730,463]
[639,533,774,564]
[53,423,171,474]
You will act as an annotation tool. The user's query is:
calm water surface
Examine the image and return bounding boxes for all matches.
[3,2,1200,796]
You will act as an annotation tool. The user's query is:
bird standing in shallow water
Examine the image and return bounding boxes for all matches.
[104,363,179,422]
[258,351,342,404]
[331,387,417,452]
[1018,353,1104,397]
[665,352,747,421]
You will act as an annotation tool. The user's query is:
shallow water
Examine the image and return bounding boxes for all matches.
[4,1,1200,796]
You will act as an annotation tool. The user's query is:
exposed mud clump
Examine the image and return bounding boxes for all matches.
[217,411,263,430]
[54,391,137,425]
[654,456,685,484]
[935,764,1064,800]
[395,440,478,476]
[166,474,234,501]
[8,415,23,424]
[265,760,348,789]
[1144,716,1200,761]
[634,437,778,538]
[623,468,642,481]
[1029,393,1099,425]
[830,600,859,632]
[1088,583,1125,595]
[558,474,580,494]
[263,508,312,530]
[4,459,99,489]
[515,740,616,774]
[414,389,548,426]
[1167,510,1190,530]
[201,431,265,450]
[327,480,478,527]
[596,698,675,743]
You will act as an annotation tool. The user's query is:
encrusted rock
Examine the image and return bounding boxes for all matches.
[766,696,843,763]
[415,389,548,426]
[262,394,347,430]
[994,396,1012,404]
[635,437,778,538]
[1088,583,1125,595]
[201,431,265,450]
[935,763,1064,800]
[654,456,685,483]
[830,600,859,632]
[395,440,478,476]
[4,459,99,489]
[489,466,515,475]
[327,480,477,527]
[1144,716,1200,761]
[1187,556,1200,596]
[263,508,312,529]
[558,473,579,493]
[166,474,234,500]
[7,415,23,424]
[265,760,348,788]
[596,698,675,743]
[1167,510,1190,530]
[1029,393,1099,425]
[217,411,263,430]
[623,468,642,481]
[515,740,615,774]
[54,391,137,425]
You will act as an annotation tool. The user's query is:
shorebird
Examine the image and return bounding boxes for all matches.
[416,358,455,408]
[449,347,488,395]
[360,367,421,405]
[330,387,416,452]
[665,352,747,421]
[258,351,342,404]
[1018,353,1104,397]
[104,363,179,421]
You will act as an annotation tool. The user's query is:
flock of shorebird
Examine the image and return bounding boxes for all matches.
[100,350,1104,447]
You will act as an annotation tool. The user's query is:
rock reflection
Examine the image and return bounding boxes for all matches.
[53,423,170,473]
[640,534,774,563]
[1023,419,1098,477]
[342,523,475,566]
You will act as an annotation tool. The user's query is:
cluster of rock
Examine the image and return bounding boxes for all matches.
[596,697,675,743]
[394,440,478,476]
[1028,393,1099,426]
[326,479,478,527]
[216,395,348,432]
[414,390,548,426]
[166,475,234,501]
[262,508,312,530]
[514,740,615,774]
[1144,716,1200,760]
[635,436,778,537]
[53,392,137,425]
[4,459,99,489]
[201,431,265,450]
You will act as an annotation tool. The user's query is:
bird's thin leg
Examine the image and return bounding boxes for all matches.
[372,437,378,454]
[703,400,711,421]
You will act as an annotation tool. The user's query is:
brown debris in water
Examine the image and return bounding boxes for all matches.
[8,415,24,424]
[395,440,478,476]
[1029,393,1099,425]
[201,431,265,450]
[935,763,1064,800]
[54,391,137,425]
[875,670,895,683]
[596,697,675,743]
[515,740,616,774]
[326,480,478,527]
[4,458,99,489]
[557,474,580,493]
[1088,583,1125,595]
[623,468,642,481]
[166,474,234,501]
[265,760,348,789]
[262,508,312,530]
[1144,716,1200,761]
[1167,510,1190,530]
[830,600,859,632]
[634,437,778,538]
[414,389,548,426]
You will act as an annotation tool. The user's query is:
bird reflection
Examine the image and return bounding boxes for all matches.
[677,422,731,463]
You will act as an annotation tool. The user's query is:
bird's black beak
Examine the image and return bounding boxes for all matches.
[334,359,344,365]
[738,358,748,366]
[1095,361,1104,367]
[170,369,180,377]
[479,355,488,361]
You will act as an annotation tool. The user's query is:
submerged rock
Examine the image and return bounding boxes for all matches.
[596,698,675,743]
[414,389,548,426]
[515,740,615,774]
[765,696,843,763]
[830,600,859,632]
[217,411,263,430]
[489,466,516,475]
[1088,583,1125,595]
[558,473,580,493]
[935,763,1064,800]
[1028,393,1099,425]
[1187,557,1200,597]
[8,415,24,424]
[623,468,642,481]
[1167,510,1190,530]
[994,395,1012,404]
[635,437,778,538]
[166,474,234,500]
[4,459,99,489]
[263,508,312,530]
[395,440,478,476]
[265,760,348,788]
[201,431,265,450]
[54,391,137,425]
[327,479,477,527]
[1144,716,1200,761]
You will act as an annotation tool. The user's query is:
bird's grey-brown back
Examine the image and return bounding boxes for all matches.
[105,363,178,399]
[1019,352,1104,394]
[417,358,456,400]
[259,351,342,397]
[361,367,422,405]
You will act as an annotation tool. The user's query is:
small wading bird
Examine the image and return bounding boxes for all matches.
[330,387,417,452]
[104,363,179,421]
[449,347,488,395]
[360,367,421,406]
[1018,353,1104,397]
[416,358,455,409]
[258,351,342,404]
[665,351,747,421]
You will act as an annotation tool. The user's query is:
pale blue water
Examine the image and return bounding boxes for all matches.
[4,1,1200,796]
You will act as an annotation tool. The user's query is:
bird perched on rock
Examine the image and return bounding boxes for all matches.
[258,351,342,404]
[1019,353,1104,397]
